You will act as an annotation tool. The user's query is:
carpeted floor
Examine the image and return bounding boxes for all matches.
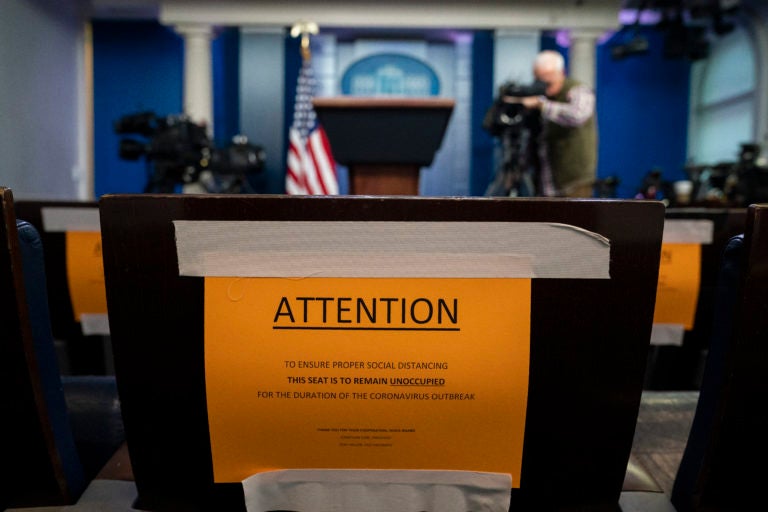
[629,390,699,494]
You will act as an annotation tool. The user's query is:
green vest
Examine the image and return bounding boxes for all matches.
[544,78,597,192]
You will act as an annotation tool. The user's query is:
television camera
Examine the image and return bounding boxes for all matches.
[684,143,768,207]
[115,111,266,193]
[482,80,547,197]
[483,80,547,137]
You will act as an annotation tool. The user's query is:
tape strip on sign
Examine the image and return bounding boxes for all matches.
[174,221,611,279]
[80,313,110,336]
[41,207,101,232]
[650,323,685,346]
[242,469,512,512]
[662,219,714,244]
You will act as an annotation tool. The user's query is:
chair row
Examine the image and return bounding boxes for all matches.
[645,207,747,390]
[2,187,765,511]
[622,202,768,511]
[11,198,748,391]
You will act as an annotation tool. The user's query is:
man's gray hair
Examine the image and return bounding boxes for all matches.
[534,50,565,72]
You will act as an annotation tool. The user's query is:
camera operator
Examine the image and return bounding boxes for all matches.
[506,50,597,198]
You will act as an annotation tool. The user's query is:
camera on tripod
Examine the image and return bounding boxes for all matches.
[114,111,266,193]
[482,80,547,197]
[482,80,547,137]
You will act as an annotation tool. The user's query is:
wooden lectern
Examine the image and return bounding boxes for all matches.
[313,97,454,195]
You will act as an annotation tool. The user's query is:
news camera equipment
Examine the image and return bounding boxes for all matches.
[635,168,674,203]
[732,144,768,206]
[594,176,620,199]
[483,80,547,137]
[482,80,546,197]
[115,112,208,192]
[207,135,267,194]
[114,111,265,193]
[681,143,768,207]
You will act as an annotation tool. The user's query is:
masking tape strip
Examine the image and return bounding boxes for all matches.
[242,469,512,512]
[174,221,610,279]
[662,219,714,244]
[650,323,685,346]
[41,207,100,232]
[80,313,110,336]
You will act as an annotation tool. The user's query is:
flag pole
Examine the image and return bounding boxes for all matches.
[290,21,319,62]
[285,21,339,196]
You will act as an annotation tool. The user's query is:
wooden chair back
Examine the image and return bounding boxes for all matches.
[646,208,747,390]
[13,200,109,375]
[99,194,665,511]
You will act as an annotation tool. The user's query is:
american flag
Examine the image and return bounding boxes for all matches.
[285,59,338,195]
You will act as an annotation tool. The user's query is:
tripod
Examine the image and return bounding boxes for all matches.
[485,123,536,197]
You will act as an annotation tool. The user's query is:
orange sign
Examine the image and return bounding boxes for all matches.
[205,277,530,486]
[653,243,701,329]
[65,231,108,321]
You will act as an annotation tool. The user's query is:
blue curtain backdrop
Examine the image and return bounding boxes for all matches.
[212,27,241,149]
[93,20,183,196]
[281,34,301,195]
[93,20,240,196]
[597,26,691,199]
[470,30,496,196]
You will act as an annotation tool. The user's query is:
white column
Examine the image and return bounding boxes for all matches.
[568,29,605,91]
[175,23,214,133]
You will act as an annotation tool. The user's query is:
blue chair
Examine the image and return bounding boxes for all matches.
[0,187,124,508]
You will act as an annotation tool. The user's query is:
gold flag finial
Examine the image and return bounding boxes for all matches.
[290,21,319,61]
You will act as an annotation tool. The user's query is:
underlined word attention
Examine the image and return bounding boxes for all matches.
[273,296,459,330]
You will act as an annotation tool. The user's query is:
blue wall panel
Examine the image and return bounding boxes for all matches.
[597,27,691,198]
[93,21,239,196]
[93,20,183,196]
[213,27,241,148]
[470,30,496,196]
[281,34,302,195]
